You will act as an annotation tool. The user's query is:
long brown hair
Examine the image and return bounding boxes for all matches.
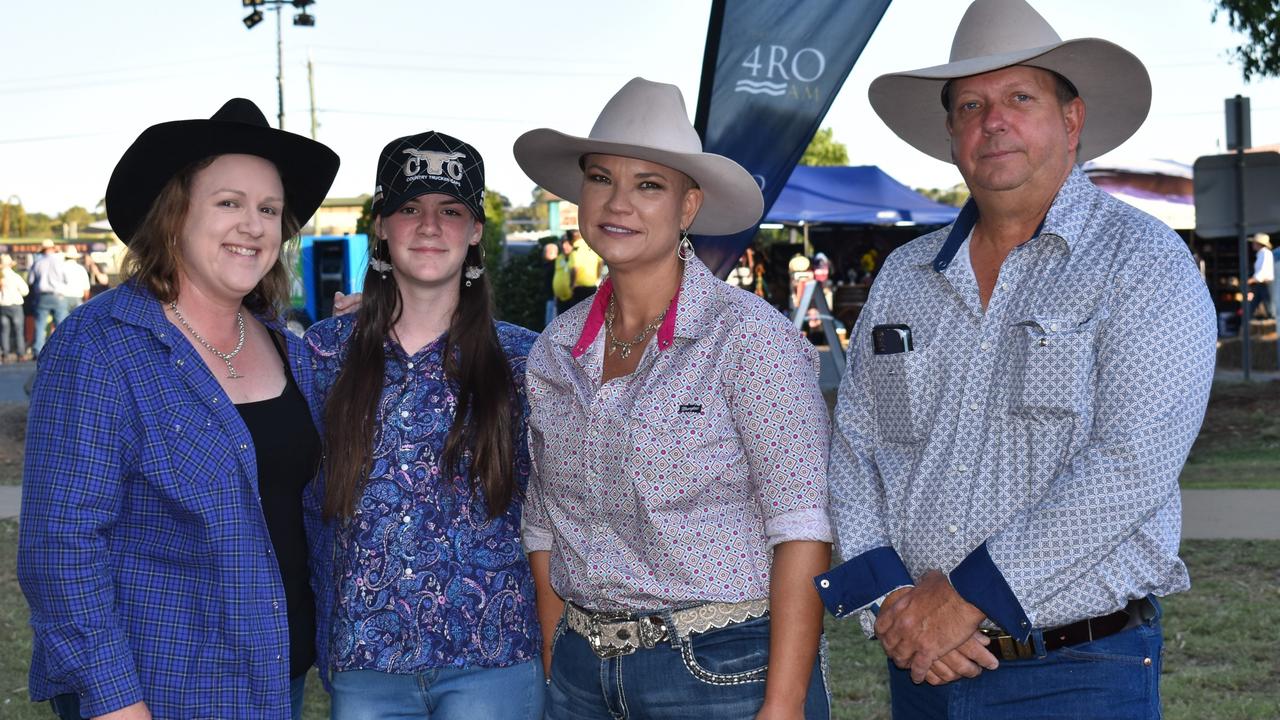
[321,236,517,520]
[122,155,300,315]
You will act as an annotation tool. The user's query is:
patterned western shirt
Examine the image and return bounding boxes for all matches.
[18,280,323,719]
[304,317,541,673]
[817,167,1217,640]
[522,255,832,612]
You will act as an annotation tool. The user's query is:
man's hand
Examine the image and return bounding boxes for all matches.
[922,632,999,686]
[875,569,986,683]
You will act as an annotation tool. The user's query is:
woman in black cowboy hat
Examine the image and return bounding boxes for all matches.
[18,98,338,720]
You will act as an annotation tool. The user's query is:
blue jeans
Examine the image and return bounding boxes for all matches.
[547,613,830,719]
[0,304,24,357]
[31,292,67,356]
[887,601,1164,719]
[330,661,544,720]
[50,675,307,720]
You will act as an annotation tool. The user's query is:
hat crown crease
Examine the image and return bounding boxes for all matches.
[588,81,704,154]
[950,0,1061,62]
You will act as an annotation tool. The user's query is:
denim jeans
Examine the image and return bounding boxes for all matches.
[330,660,544,720]
[887,600,1165,720]
[0,304,24,357]
[31,292,67,356]
[49,675,307,720]
[546,613,830,719]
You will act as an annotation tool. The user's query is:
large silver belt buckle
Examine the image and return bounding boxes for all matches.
[586,612,634,660]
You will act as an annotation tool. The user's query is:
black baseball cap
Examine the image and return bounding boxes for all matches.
[372,131,485,223]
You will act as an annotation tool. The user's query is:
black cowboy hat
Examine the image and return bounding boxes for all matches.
[105,98,340,244]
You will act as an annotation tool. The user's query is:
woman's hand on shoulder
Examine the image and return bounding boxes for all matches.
[332,291,363,316]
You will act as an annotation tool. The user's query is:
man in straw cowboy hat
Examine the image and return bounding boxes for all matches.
[1246,232,1274,319]
[816,0,1216,716]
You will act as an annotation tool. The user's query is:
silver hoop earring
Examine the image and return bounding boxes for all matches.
[463,244,486,287]
[677,229,695,262]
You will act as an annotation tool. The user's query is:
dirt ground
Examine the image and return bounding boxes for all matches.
[0,403,25,485]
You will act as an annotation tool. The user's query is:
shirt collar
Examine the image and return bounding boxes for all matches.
[930,165,1095,273]
[563,254,724,359]
[110,279,287,338]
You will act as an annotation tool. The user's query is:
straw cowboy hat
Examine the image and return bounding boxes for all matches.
[106,98,340,244]
[1252,233,1273,249]
[869,0,1151,164]
[513,77,763,236]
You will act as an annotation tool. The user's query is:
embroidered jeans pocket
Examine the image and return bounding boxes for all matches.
[869,349,935,444]
[1010,319,1096,419]
[678,615,770,686]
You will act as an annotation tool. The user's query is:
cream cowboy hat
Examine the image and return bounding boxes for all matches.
[1252,233,1272,249]
[869,0,1151,164]
[513,77,764,236]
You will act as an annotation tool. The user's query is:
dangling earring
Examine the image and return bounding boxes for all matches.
[369,238,392,278]
[463,244,486,287]
[677,228,695,261]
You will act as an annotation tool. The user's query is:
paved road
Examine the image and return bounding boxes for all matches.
[0,362,35,403]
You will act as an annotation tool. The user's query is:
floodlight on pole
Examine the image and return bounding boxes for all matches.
[238,0,317,130]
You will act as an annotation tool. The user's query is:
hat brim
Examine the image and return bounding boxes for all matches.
[869,38,1151,164]
[106,118,340,244]
[513,130,763,236]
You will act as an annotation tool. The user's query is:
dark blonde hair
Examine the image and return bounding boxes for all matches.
[122,155,301,315]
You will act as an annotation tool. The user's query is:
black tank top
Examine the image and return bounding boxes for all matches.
[235,333,320,680]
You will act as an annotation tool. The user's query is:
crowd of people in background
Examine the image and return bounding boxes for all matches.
[0,239,110,362]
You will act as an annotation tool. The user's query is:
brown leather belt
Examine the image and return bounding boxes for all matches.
[980,598,1151,661]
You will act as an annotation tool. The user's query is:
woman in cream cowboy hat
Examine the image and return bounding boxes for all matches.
[515,77,833,719]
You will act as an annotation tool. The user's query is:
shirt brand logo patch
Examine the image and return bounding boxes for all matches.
[678,404,703,414]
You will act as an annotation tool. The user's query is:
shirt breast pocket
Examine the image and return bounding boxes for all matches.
[631,402,738,511]
[869,348,936,444]
[1009,318,1097,418]
[155,401,238,489]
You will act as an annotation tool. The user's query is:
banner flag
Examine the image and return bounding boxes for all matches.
[693,0,892,278]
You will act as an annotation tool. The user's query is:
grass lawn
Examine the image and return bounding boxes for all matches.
[0,517,1275,719]
[1181,381,1280,489]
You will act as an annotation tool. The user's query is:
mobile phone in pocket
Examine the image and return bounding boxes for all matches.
[872,324,913,355]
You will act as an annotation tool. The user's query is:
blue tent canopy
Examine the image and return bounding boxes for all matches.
[766,165,961,226]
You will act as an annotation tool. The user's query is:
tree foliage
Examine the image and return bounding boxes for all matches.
[481,188,507,270]
[1213,0,1280,81]
[916,184,970,208]
[800,127,849,166]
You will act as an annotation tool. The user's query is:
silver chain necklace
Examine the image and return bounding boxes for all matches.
[169,301,246,379]
[604,295,668,359]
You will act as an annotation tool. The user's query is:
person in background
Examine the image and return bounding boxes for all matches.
[565,227,603,310]
[729,247,757,291]
[553,233,576,315]
[85,251,111,297]
[59,246,92,313]
[1246,232,1274,320]
[0,253,29,362]
[306,130,544,719]
[543,236,561,328]
[27,239,68,356]
[819,1,1215,717]
[515,76,832,719]
[18,97,339,720]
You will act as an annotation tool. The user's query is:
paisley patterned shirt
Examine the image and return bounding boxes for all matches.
[818,167,1217,639]
[305,317,540,672]
[522,255,832,612]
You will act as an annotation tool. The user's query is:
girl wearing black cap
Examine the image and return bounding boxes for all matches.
[18,99,339,720]
[305,131,543,719]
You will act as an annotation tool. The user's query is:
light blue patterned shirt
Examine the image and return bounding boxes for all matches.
[818,167,1216,639]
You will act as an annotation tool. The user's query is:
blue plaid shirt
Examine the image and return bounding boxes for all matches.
[18,280,325,719]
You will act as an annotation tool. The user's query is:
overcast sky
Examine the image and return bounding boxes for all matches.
[3,0,1278,217]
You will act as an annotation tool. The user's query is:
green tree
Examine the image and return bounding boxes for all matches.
[60,205,94,232]
[1212,0,1280,80]
[800,127,849,166]
[916,184,970,208]
[481,188,507,270]
[355,196,375,236]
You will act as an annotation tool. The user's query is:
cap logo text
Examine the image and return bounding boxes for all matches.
[402,149,466,181]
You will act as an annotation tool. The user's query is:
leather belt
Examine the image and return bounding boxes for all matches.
[565,599,770,660]
[980,597,1151,661]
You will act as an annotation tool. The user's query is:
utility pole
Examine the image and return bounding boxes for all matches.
[308,50,318,140]
[275,5,285,129]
